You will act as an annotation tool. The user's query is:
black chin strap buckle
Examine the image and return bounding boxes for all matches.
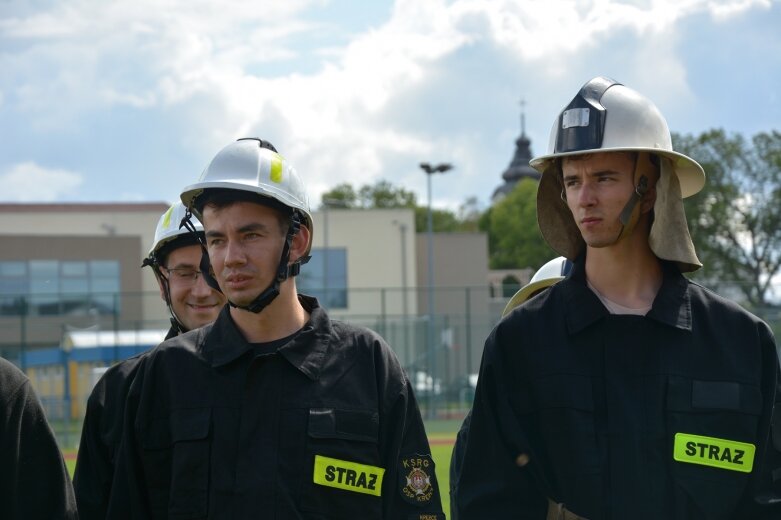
[180,208,200,236]
[619,175,649,226]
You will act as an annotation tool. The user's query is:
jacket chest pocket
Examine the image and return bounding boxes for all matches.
[300,408,383,519]
[666,377,762,519]
[141,408,212,519]
[529,374,600,473]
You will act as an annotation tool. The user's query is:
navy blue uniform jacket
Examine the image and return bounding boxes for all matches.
[455,260,781,519]
[110,296,443,519]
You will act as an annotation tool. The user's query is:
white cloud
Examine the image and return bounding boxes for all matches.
[0,162,84,201]
[0,0,776,208]
[708,0,772,20]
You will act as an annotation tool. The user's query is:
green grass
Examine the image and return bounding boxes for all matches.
[63,423,459,518]
[431,441,455,518]
[65,453,76,477]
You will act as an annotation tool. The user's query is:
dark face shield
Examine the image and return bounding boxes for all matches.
[555,76,621,154]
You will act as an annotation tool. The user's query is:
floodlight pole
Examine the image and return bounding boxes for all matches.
[419,161,453,418]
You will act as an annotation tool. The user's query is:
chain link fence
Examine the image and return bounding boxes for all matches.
[1,286,779,449]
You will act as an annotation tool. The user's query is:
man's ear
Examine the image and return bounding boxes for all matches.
[639,153,659,214]
[156,275,167,301]
[641,182,657,214]
[289,224,311,264]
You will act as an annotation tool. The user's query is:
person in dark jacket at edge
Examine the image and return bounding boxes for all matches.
[0,356,78,519]
[453,77,781,519]
[449,256,572,519]
[74,202,225,519]
[107,138,444,519]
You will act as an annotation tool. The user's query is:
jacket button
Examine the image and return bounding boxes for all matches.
[515,453,530,467]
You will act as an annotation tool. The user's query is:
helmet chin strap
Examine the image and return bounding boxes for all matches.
[181,209,310,315]
[611,154,649,245]
[142,253,190,334]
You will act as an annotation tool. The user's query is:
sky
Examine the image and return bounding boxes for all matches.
[1,0,780,214]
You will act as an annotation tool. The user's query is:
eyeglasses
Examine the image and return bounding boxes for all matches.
[164,268,203,285]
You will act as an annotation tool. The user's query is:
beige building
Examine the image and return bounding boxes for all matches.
[0,202,169,356]
[0,203,493,353]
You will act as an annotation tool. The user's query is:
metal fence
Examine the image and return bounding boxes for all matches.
[1,286,779,449]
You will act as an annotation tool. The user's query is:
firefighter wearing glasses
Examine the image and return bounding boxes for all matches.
[75,203,225,519]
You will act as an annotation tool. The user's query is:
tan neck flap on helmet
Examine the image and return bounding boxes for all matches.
[536,156,701,272]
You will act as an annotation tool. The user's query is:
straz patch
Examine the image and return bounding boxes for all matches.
[399,454,435,505]
[673,433,756,473]
[312,455,384,496]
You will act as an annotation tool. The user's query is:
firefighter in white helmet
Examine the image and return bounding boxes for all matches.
[109,138,444,519]
[456,78,781,519]
[74,202,225,519]
[450,257,572,519]
[141,202,226,333]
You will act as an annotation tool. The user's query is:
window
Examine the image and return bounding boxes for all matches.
[90,261,120,313]
[297,248,348,309]
[30,260,61,315]
[0,260,122,316]
[501,274,521,298]
[0,262,27,314]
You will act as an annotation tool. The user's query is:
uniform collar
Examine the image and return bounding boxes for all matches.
[164,325,179,341]
[203,295,331,380]
[563,255,692,334]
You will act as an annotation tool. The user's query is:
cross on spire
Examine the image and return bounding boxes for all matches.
[519,98,526,137]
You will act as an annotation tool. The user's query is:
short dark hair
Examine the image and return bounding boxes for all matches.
[195,188,291,235]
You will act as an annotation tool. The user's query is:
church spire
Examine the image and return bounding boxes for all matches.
[491,96,540,204]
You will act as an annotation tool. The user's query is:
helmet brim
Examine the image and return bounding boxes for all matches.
[530,147,705,198]
[502,277,564,317]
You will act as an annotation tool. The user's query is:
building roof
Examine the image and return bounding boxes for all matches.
[0,202,169,213]
[491,132,540,203]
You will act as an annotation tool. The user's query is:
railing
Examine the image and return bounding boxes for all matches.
[1,286,778,449]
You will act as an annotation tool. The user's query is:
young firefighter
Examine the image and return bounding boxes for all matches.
[455,77,781,519]
[110,138,444,519]
[74,202,225,518]
[449,256,572,519]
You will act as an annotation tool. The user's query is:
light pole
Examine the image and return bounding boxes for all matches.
[419,162,453,418]
[393,220,410,368]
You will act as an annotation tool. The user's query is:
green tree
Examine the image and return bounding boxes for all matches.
[321,183,358,208]
[674,129,781,307]
[485,178,555,269]
[358,180,417,209]
[414,207,461,233]
[320,180,468,233]
[456,196,482,233]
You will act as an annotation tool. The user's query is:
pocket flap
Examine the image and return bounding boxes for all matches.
[533,374,594,412]
[308,408,379,442]
[142,408,211,449]
[667,377,762,415]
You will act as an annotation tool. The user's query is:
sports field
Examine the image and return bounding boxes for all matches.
[63,420,459,518]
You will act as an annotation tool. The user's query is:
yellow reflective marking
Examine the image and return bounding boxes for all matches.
[673,433,755,473]
[270,154,283,183]
[313,455,384,496]
[162,205,174,229]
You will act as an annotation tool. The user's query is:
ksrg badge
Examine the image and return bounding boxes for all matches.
[399,454,435,505]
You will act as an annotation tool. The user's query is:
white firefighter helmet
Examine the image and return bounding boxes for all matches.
[180,138,313,256]
[502,257,572,317]
[530,76,705,197]
[179,138,312,314]
[147,201,204,260]
[531,77,703,272]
